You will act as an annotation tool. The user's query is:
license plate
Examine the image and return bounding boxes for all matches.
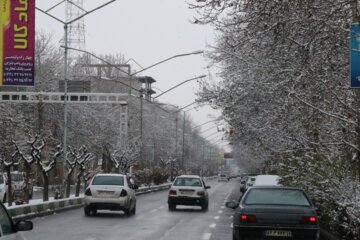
[264,230,292,237]
[97,190,114,196]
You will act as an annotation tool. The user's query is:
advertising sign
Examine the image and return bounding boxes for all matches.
[351,23,360,88]
[0,0,35,86]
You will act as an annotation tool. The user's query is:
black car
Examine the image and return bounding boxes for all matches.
[226,186,320,240]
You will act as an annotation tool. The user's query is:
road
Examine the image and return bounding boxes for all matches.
[22,179,241,240]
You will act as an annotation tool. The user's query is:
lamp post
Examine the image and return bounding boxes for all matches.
[36,0,118,196]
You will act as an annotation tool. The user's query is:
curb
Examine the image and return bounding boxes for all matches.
[8,183,171,221]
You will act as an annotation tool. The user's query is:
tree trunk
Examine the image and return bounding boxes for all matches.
[66,174,72,198]
[42,173,49,202]
[75,170,83,197]
[5,168,12,207]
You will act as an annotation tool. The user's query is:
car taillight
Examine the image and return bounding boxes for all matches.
[120,189,128,197]
[169,189,177,195]
[197,191,205,196]
[300,216,318,224]
[240,214,257,223]
[85,188,92,196]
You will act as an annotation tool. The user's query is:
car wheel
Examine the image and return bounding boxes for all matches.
[168,203,175,211]
[202,201,209,211]
[131,203,136,215]
[124,208,131,217]
[84,206,91,216]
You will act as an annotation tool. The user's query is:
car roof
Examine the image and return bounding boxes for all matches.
[253,174,281,186]
[248,186,304,191]
[176,175,201,178]
[94,173,125,177]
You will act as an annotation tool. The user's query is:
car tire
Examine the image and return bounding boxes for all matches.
[202,201,209,211]
[84,206,91,216]
[131,203,136,215]
[168,203,175,211]
[124,208,131,217]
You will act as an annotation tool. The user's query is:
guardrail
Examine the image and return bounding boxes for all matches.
[8,183,171,221]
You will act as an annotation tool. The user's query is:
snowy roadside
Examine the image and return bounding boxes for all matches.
[6,183,171,221]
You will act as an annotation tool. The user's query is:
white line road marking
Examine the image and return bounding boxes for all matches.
[150,209,158,213]
[229,216,233,219]
[231,223,233,228]
[202,233,212,240]
[218,210,223,214]
[209,223,216,228]
[214,216,220,220]
[221,206,225,209]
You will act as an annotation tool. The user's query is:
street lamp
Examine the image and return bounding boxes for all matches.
[36,0,118,196]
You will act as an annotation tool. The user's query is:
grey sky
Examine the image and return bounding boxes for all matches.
[36,0,228,150]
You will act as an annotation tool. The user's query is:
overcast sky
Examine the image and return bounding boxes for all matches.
[36,0,229,150]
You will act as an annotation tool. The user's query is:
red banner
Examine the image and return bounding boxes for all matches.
[1,0,35,86]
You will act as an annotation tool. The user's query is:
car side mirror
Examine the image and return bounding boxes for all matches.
[133,184,139,190]
[15,220,33,231]
[241,180,246,184]
[225,201,239,209]
[240,188,245,193]
[205,186,211,189]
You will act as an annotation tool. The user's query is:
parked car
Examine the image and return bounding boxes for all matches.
[253,174,281,186]
[0,201,33,238]
[0,172,32,203]
[240,176,257,193]
[226,186,320,240]
[84,173,138,217]
[168,175,211,211]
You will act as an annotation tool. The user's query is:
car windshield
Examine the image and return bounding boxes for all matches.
[92,176,124,186]
[174,177,203,187]
[243,188,311,206]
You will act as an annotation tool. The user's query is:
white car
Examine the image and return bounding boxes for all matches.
[253,174,281,186]
[0,201,33,238]
[0,172,31,203]
[168,175,211,211]
[84,173,137,216]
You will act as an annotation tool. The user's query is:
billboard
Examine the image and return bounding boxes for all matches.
[0,0,35,86]
[351,23,360,88]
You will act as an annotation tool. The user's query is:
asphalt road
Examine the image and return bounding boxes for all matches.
[22,179,241,240]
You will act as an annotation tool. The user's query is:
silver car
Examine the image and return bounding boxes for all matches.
[84,173,137,217]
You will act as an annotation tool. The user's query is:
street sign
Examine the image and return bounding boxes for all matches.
[0,0,35,86]
[351,23,360,88]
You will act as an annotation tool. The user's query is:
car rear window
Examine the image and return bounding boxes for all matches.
[92,176,124,186]
[174,177,203,187]
[243,188,311,206]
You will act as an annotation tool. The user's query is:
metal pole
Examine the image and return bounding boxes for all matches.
[182,111,185,173]
[62,23,69,192]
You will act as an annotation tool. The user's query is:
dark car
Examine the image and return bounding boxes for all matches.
[226,186,320,240]
[0,201,33,238]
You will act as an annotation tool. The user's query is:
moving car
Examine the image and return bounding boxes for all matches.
[0,201,33,238]
[168,175,210,211]
[84,173,138,216]
[218,173,229,182]
[226,186,320,240]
